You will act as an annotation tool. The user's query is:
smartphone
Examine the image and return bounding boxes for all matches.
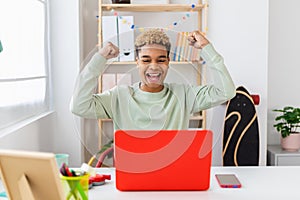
[215,174,242,188]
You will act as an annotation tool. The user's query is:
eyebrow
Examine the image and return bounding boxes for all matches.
[140,55,168,59]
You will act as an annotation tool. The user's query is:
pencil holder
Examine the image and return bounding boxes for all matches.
[60,173,89,200]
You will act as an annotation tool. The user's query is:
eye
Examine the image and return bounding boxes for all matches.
[158,59,167,63]
[141,59,150,63]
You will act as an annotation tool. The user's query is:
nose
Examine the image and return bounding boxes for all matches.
[148,64,160,72]
[148,62,160,69]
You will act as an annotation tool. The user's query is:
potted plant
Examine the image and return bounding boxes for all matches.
[273,106,300,151]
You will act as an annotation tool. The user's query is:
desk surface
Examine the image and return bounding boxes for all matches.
[89,166,300,200]
[1,166,299,200]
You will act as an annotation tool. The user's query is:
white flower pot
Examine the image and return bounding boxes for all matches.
[281,133,300,152]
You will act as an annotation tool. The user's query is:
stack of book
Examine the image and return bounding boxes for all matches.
[172,32,201,62]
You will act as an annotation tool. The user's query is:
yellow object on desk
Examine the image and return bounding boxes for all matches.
[60,173,89,200]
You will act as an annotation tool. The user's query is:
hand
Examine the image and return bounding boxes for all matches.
[98,42,120,59]
[187,31,210,49]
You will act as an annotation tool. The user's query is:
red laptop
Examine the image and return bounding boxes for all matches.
[114,129,213,191]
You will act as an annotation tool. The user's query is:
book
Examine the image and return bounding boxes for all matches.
[172,32,181,61]
[102,16,119,62]
[172,31,205,62]
[118,16,135,61]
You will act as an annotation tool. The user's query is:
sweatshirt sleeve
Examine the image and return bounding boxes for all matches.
[190,43,236,112]
[70,53,111,119]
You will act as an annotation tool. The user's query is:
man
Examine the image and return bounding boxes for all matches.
[70,29,235,135]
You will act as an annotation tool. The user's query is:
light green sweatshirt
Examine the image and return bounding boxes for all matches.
[70,44,235,132]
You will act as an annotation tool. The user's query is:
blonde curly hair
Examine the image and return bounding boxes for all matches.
[135,28,171,57]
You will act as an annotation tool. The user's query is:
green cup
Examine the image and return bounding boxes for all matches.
[55,153,69,169]
[60,173,89,200]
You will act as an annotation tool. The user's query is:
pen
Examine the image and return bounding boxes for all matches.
[65,165,73,177]
[60,163,67,176]
[88,155,96,166]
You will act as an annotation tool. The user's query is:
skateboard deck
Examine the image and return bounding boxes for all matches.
[222,86,259,166]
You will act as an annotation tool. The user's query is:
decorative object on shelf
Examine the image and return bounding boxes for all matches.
[105,4,200,32]
[273,106,300,151]
[112,0,130,3]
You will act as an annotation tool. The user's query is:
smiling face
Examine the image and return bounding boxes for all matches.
[136,44,170,93]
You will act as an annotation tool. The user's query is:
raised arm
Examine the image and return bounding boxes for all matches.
[70,42,119,118]
[187,30,236,110]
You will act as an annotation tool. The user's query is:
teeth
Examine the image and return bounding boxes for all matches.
[146,73,161,77]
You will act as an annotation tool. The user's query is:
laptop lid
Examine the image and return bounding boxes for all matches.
[114,129,213,191]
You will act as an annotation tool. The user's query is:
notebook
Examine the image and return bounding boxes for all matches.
[114,129,213,191]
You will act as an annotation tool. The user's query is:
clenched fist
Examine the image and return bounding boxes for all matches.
[187,31,210,49]
[99,42,120,59]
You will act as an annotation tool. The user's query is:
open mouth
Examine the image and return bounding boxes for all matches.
[146,72,162,83]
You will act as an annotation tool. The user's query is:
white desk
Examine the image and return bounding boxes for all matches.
[89,167,300,200]
[1,166,299,200]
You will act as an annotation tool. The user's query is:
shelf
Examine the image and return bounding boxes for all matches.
[101,4,204,12]
[105,61,201,65]
[189,115,204,121]
[100,115,203,122]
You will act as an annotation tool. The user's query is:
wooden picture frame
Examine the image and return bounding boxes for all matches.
[0,150,64,200]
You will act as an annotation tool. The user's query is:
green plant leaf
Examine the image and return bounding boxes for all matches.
[97,140,113,155]
[273,106,300,137]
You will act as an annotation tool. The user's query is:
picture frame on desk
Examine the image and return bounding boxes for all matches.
[0,150,65,199]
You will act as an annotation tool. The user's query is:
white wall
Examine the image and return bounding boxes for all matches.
[48,0,82,166]
[207,0,268,165]
[0,114,54,151]
[0,0,82,167]
[268,0,300,144]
